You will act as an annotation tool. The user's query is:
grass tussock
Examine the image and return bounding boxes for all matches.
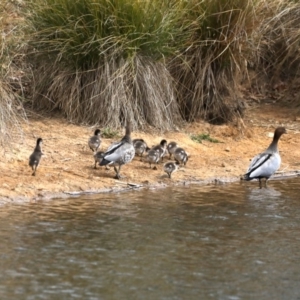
[252,0,300,90]
[0,1,27,145]
[2,0,300,134]
[169,0,257,124]
[27,0,184,130]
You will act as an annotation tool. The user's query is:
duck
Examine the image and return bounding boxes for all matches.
[146,149,161,170]
[174,147,189,166]
[133,139,150,159]
[163,161,180,178]
[93,151,105,169]
[243,126,287,188]
[88,129,101,152]
[29,138,43,176]
[99,121,135,179]
[167,141,178,159]
[151,139,168,163]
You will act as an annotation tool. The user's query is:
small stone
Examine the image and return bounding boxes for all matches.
[267,132,274,138]
[225,147,230,152]
[221,162,226,167]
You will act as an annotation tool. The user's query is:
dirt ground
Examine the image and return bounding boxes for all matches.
[1,100,300,204]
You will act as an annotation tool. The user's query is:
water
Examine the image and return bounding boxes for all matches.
[1,178,300,299]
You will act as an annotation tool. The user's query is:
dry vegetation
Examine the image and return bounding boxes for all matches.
[1,0,300,139]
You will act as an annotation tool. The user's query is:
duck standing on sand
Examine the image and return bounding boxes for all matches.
[93,151,105,169]
[133,139,150,159]
[99,122,135,179]
[29,138,43,176]
[88,129,101,152]
[243,127,286,188]
[174,147,189,166]
[146,149,160,169]
[151,139,168,163]
[163,161,180,178]
[167,141,178,159]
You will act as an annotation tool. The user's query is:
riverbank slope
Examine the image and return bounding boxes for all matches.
[1,101,300,204]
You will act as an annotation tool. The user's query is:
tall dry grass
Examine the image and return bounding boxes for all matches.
[20,0,300,129]
[252,0,300,90]
[169,0,258,124]
[0,1,27,145]
[27,0,184,130]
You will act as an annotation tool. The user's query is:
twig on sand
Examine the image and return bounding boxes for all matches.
[115,181,143,188]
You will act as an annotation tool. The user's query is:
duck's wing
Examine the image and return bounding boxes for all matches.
[246,152,271,173]
[99,141,124,165]
[100,141,135,166]
[245,151,281,179]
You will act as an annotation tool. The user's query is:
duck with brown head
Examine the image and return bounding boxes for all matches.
[244,127,287,188]
[99,121,135,179]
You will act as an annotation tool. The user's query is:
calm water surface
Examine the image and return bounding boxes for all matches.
[1,178,300,299]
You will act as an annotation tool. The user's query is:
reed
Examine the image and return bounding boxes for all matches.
[0,1,27,145]
[252,0,300,91]
[14,0,300,130]
[169,0,258,124]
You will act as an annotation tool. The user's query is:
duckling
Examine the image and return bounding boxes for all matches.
[163,161,180,178]
[146,149,160,170]
[29,138,43,176]
[93,151,105,169]
[88,129,101,152]
[244,126,286,188]
[133,139,150,160]
[174,147,189,166]
[167,141,178,159]
[151,139,167,163]
[133,138,143,145]
[99,121,135,179]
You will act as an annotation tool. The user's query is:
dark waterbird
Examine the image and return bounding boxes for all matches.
[29,138,43,176]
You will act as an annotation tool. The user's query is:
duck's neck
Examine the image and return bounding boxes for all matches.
[267,137,279,153]
[35,143,42,153]
[122,123,132,144]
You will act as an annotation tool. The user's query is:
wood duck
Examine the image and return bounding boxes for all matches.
[244,127,286,188]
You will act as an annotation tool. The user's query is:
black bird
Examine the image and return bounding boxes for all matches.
[29,138,43,176]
